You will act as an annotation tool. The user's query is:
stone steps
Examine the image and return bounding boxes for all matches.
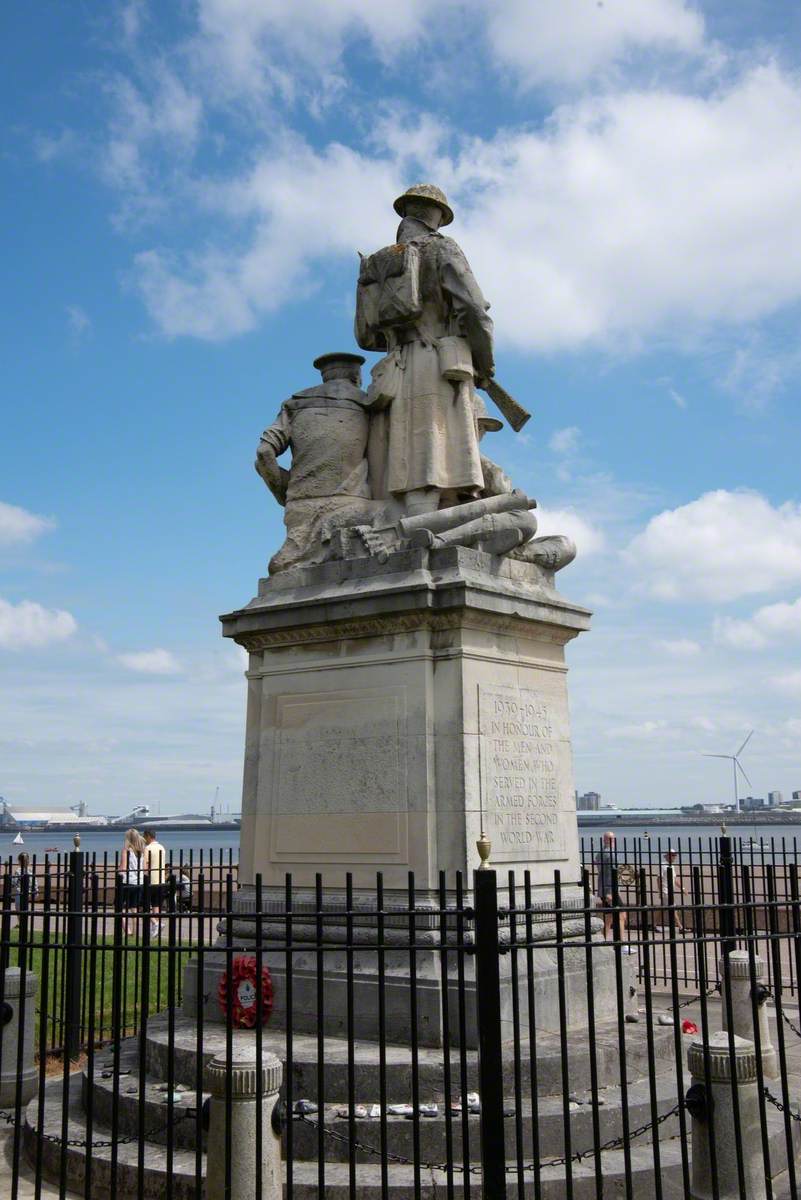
[286,1073,683,1164]
[25,1077,799,1200]
[27,1010,801,1198]
[143,1011,675,1102]
[85,1040,684,1160]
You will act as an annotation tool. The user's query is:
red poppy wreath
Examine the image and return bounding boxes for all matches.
[218,955,274,1027]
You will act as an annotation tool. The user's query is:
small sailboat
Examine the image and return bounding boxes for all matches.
[12,832,24,845]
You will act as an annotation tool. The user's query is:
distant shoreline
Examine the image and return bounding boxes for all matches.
[577,812,801,826]
[0,820,241,834]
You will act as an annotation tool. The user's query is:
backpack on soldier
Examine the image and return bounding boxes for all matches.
[355,241,424,351]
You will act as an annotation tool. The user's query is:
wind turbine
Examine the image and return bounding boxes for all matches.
[702,731,754,813]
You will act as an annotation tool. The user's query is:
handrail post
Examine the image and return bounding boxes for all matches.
[474,868,507,1198]
[64,838,84,1061]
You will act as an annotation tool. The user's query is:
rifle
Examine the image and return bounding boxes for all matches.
[479,377,531,432]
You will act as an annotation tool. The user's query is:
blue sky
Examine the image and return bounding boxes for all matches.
[2,0,800,815]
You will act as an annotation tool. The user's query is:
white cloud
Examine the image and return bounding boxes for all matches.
[720,331,801,411]
[487,0,706,89]
[117,648,183,675]
[33,128,78,163]
[460,64,801,352]
[0,598,77,650]
[99,66,203,221]
[549,426,581,455]
[120,1,146,44]
[192,0,705,96]
[123,61,801,354]
[0,501,55,546]
[627,490,801,602]
[607,719,669,739]
[714,597,801,650]
[535,506,605,556]
[133,133,400,338]
[656,637,702,657]
[194,0,452,92]
[773,670,801,696]
[66,305,92,339]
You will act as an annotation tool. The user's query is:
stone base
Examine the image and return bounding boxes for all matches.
[184,942,620,1051]
[182,884,619,1049]
[220,545,591,893]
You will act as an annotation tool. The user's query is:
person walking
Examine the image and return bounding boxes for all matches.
[12,852,37,919]
[119,828,145,936]
[659,849,685,932]
[143,828,167,936]
[595,831,627,941]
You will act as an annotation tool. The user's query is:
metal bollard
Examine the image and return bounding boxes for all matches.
[0,968,38,1105]
[206,1047,283,1200]
[720,950,777,1079]
[687,1031,766,1200]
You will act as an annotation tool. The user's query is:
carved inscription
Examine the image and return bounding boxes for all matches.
[479,685,567,862]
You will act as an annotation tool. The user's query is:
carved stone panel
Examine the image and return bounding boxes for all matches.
[268,686,410,865]
[478,684,568,862]
[273,687,406,813]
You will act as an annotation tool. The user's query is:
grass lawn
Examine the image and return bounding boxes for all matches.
[3,928,194,1053]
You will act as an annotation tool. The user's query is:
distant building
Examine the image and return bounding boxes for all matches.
[576,791,601,811]
[741,795,766,811]
[0,803,98,828]
[768,790,783,807]
[793,790,801,802]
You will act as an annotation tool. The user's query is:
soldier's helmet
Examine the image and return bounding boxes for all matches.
[393,183,454,227]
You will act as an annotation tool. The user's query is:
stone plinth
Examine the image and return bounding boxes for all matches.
[220,544,590,895]
[187,545,609,1048]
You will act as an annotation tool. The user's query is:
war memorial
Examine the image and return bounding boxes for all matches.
[5,184,801,1199]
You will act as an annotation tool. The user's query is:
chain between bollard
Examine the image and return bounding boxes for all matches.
[296,1112,483,1177]
[673,983,720,1012]
[763,1087,801,1123]
[748,984,801,1040]
[35,1109,194,1149]
[536,1102,682,1170]
[298,1099,683,1176]
[777,1008,801,1039]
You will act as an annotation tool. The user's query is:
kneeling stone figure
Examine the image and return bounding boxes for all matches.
[255,352,379,574]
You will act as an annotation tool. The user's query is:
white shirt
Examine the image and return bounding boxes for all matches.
[124,850,142,885]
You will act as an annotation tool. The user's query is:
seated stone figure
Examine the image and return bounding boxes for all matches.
[255,352,379,574]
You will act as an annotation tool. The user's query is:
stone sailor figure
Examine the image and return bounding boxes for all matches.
[355,184,495,516]
[255,352,375,574]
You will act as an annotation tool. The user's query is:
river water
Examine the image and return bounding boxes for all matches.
[577,819,801,851]
[0,827,241,863]
[5,820,801,866]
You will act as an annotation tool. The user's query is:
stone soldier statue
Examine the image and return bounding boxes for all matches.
[356,183,495,516]
[255,352,377,574]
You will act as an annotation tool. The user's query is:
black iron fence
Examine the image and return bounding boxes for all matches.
[581,833,801,996]
[1,838,800,1198]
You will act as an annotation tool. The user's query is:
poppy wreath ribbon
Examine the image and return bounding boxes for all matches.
[218,955,274,1027]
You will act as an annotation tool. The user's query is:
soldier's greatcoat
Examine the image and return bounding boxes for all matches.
[361,217,495,500]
